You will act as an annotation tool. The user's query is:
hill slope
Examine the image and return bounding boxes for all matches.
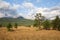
[0,16,34,27]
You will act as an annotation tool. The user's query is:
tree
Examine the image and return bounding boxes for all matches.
[52,16,60,30]
[0,24,2,27]
[43,20,51,30]
[7,23,12,31]
[14,23,18,29]
[34,13,44,30]
[58,22,60,31]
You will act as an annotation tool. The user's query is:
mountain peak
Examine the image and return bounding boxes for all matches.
[17,16,25,19]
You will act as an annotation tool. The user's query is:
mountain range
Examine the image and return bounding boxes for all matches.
[0,16,34,27]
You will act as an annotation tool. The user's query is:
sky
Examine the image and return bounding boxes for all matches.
[0,0,60,19]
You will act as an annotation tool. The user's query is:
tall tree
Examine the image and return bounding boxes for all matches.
[34,13,43,29]
[52,16,60,30]
[43,19,51,30]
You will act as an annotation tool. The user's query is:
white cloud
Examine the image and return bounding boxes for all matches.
[0,0,21,9]
[0,0,3,1]
[0,12,5,18]
[22,2,34,9]
[16,2,60,19]
[11,4,21,10]
[0,0,60,20]
[41,6,60,19]
[0,0,21,18]
[0,1,10,8]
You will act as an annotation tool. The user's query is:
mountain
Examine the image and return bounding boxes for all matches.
[0,16,34,27]
[17,16,24,19]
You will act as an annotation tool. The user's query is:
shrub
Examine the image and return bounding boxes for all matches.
[0,24,2,27]
[14,23,18,29]
[43,20,51,30]
[7,23,12,31]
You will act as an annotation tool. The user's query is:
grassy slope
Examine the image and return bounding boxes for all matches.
[0,18,34,27]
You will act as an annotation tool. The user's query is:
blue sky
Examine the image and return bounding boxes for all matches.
[3,0,60,7]
[0,0,60,19]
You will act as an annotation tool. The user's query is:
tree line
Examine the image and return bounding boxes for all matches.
[34,13,60,31]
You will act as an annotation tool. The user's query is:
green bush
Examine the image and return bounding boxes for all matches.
[0,24,2,27]
[43,20,51,30]
[7,23,12,31]
[52,16,60,30]
[14,23,18,29]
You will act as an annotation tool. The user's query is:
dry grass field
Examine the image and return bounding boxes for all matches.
[0,26,60,40]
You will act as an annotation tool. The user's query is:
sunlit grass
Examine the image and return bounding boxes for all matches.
[0,26,60,40]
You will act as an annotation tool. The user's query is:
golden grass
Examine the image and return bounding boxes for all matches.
[0,26,60,40]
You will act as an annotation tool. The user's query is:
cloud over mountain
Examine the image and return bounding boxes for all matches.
[0,1,20,18]
[0,0,60,20]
